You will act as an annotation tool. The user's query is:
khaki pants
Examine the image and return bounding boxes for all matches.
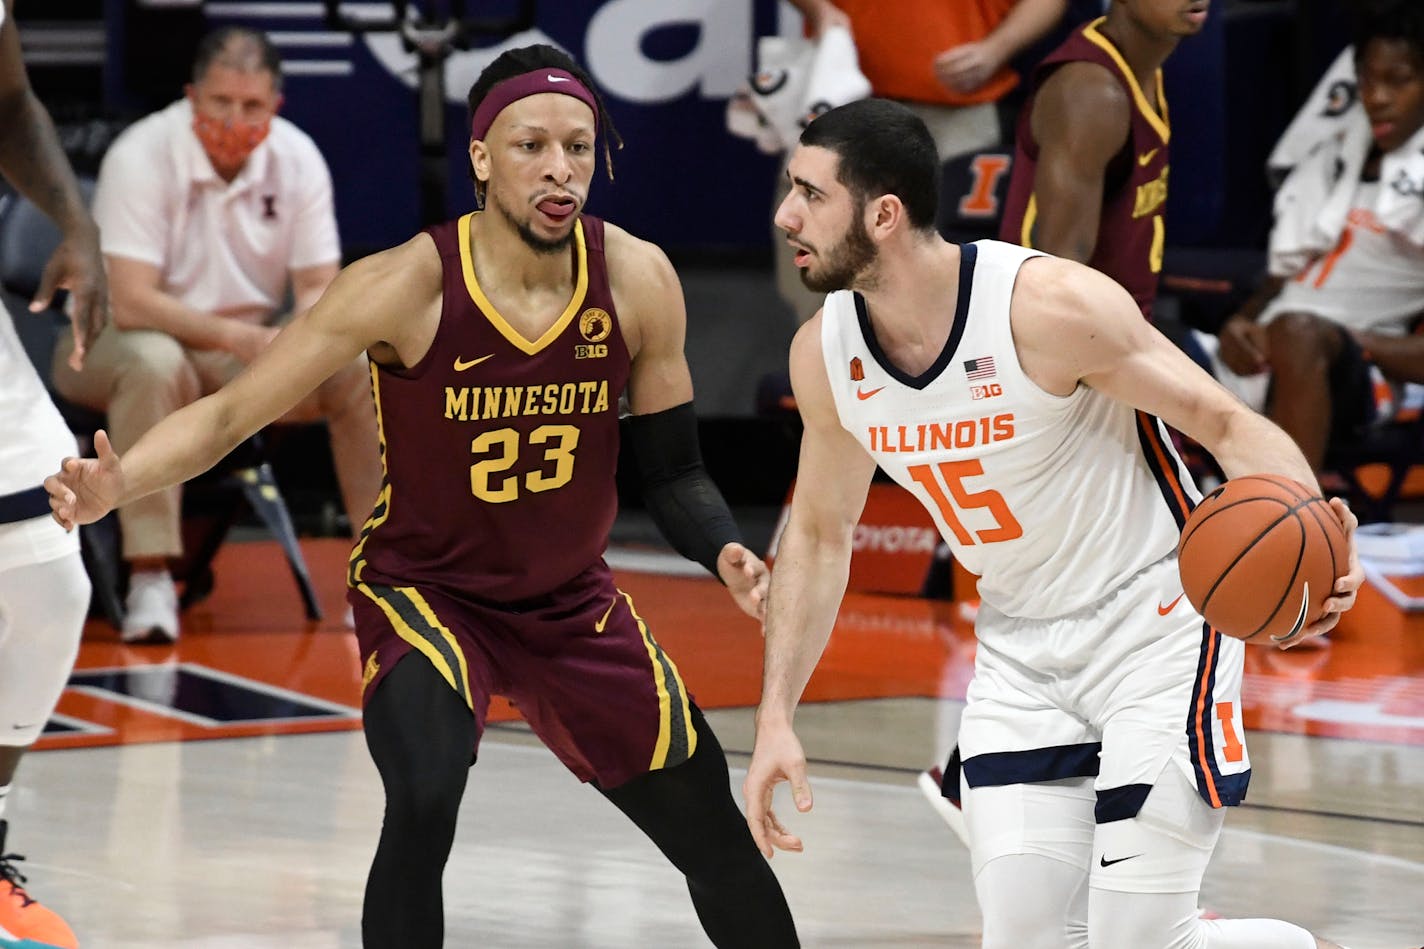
[773,100,1002,324]
[53,326,381,561]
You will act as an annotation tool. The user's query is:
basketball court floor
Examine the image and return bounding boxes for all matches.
[11,537,1424,948]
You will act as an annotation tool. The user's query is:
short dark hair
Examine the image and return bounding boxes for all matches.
[798,99,939,232]
[192,27,283,92]
[1352,0,1424,65]
[465,44,622,200]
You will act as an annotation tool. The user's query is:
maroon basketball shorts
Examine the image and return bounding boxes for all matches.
[349,564,697,789]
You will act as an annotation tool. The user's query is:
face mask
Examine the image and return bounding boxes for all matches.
[192,111,271,174]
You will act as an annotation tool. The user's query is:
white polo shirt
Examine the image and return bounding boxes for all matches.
[93,98,340,316]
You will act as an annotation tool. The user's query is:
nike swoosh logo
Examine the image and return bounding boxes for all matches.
[1271,581,1312,645]
[453,354,494,372]
[547,75,570,83]
[1099,854,1141,867]
[594,596,619,633]
[1157,592,1185,616]
[856,386,886,400]
[1138,148,1160,166]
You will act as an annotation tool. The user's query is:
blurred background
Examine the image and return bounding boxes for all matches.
[1,0,1370,532]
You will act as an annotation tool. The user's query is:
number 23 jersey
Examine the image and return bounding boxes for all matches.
[350,213,630,602]
[819,241,1201,620]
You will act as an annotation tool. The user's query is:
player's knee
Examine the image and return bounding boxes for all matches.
[982,911,1077,949]
[382,770,464,840]
[1089,911,1200,949]
[1264,312,1342,368]
[116,333,199,398]
[978,856,1084,949]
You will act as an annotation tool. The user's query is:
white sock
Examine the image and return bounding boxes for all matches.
[0,783,10,820]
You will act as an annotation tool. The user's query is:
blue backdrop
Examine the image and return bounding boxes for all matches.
[105,1,1251,256]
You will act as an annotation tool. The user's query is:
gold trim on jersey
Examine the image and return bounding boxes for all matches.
[457,211,590,356]
[1082,17,1170,144]
[356,582,474,709]
[1021,194,1038,248]
[622,590,698,770]
[348,360,392,586]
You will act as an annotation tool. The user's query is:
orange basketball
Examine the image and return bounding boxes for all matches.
[1177,475,1347,642]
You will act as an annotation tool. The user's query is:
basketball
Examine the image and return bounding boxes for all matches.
[1177,475,1348,642]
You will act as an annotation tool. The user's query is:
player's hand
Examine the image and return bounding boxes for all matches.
[223,321,281,364]
[32,222,108,371]
[1277,498,1362,647]
[742,719,812,858]
[718,542,770,622]
[804,0,850,39]
[1217,315,1269,376]
[933,40,1005,95]
[46,429,124,531]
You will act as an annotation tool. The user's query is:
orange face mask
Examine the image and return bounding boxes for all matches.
[192,111,271,173]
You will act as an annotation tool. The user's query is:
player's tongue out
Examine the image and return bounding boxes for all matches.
[538,197,576,221]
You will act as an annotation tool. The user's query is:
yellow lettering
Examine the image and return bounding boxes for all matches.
[542,384,559,414]
[481,388,502,419]
[592,381,609,414]
[502,387,524,417]
[444,387,469,421]
[578,381,597,413]
[559,383,577,414]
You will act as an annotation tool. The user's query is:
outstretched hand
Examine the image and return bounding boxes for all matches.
[718,542,770,622]
[45,429,124,531]
[32,224,108,371]
[742,720,813,859]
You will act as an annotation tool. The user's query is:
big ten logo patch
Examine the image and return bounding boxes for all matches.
[577,307,612,359]
[958,153,1012,218]
[970,383,1003,401]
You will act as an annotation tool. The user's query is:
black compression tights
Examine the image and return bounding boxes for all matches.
[361,654,799,949]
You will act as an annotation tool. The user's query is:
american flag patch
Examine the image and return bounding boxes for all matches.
[964,356,997,380]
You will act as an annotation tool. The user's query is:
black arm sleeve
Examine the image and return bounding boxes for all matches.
[626,402,743,579]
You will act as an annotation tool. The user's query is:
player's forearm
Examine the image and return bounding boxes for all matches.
[988,0,1068,61]
[1209,409,1319,492]
[629,403,743,577]
[116,392,257,507]
[0,89,93,239]
[757,519,852,725]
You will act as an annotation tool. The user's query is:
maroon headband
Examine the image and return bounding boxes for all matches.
[470,68,599,141]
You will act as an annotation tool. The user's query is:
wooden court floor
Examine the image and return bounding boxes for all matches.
[10,538,1424,947]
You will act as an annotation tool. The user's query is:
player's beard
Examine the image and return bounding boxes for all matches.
[799,217,878,293]
[492,189,577,256]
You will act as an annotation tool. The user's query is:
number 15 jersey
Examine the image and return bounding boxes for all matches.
[819,241,1201,620]
[349,213,630,603]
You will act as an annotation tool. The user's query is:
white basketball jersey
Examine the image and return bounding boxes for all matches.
[820,241,1201,619]
[0,299,78,496]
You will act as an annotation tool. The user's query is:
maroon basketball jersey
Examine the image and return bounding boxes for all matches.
[350,213,631,602]
[998,18,1170,319]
